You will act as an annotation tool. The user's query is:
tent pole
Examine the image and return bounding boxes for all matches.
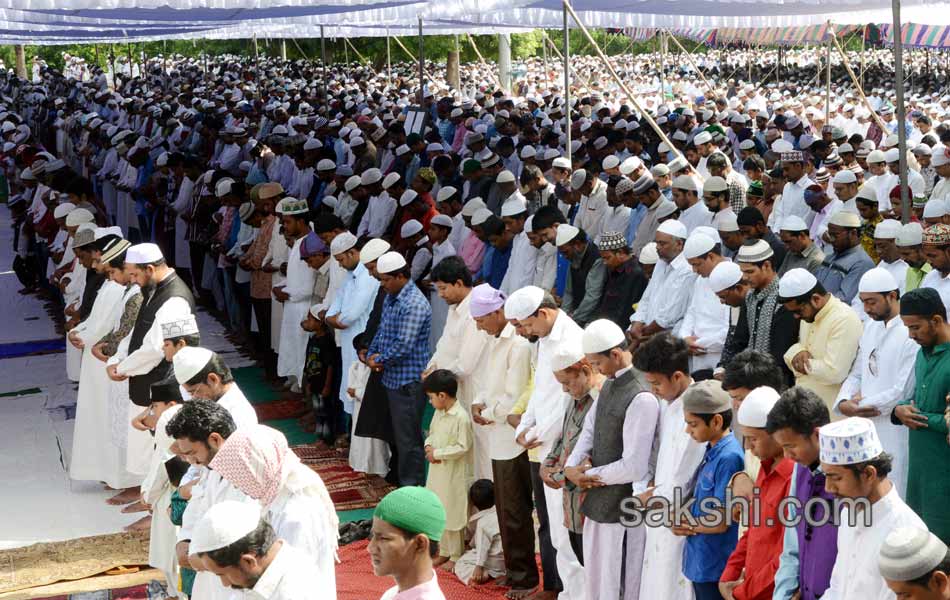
[344,35,349,65]
[127,43,133,80]
[563,4,571,163]
[542,29,549,84]
[830,31,888,132]
[562,0,680,158]
[658,31,665,101]
[891,0,909,223]
[320,25,328,115]
[665,31,715,95]
[418,16,424,105]
[392,35,416,62]
[467,34,503,89]
[386,28,392,85]
[825,26,832,125]
[860,25,866,91]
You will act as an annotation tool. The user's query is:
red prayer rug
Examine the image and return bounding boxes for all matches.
[292,445,395,512]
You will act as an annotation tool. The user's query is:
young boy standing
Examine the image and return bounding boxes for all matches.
[422,369,473,570]
[720,386,794,600]
[678,380,746,600]
[634,333,707,600]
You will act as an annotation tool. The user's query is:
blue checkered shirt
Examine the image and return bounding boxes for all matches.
[367,281,432,389]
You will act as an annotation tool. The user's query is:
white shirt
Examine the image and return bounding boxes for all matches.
[217,384,260,429]
[878,259,909,294]
[432,240,456,267]
[534,242,558,292]
[679,201,712,234]
[651,253,698,332]
[500,232,538,295]
[631,260,668,325]
[678,273,731,372]
[107,293,192,376]
[449,213,468,253]
[575,178,609,243]
[426,293,490,411]
[357,192,397,238]
[242,543,323,600]
[824,487,925,600]
[921,268,950,311]
[773,175,816,232]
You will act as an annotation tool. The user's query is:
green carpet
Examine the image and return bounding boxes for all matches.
[0,387,42,398]
[232,366,279,405]
[338,508,375,524]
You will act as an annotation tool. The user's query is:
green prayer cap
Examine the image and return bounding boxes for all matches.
[747,181,764,198]
[462,159,481,175]
[374,486,446,542]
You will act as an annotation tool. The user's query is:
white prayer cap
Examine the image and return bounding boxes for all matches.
[555,223,581,246]
[399,190,419,207]
[838,142,855,153]
[504,285,545,320]
[501,195,527,217]
[359,239,391,265]
[461,197,487,217]
[717,212,740,233]
[656,219,688,240]
[672,175,698,192]
[317,158,336,171]
[552,157,571,169]
[20,167,34,181]
[858,268,899,294]
[524,215,535,233]
[932,146,950,167]
[520,146,537,159]
[884,148,900,163]
[709,261,743,292]
[430,214,454,228]
[694,131,713,145]
[361,168,382,186]
[330,231,357,255]
[436,186,458,203]
[94,226,122,240]
[349,136,365,148]
[737,386,780,428]
[738,139,756,151]
[683,233,716,259]
[778,215,809,233]
[472,208,493,227]
[382,172,401,190]
[189,500,262,555]
[126,242,164,264]
[620,156,643,176]
[496,170,516,184]
[551,345,586,372]
[819,416,884,465]
[772,139,794,154]
[582,319,626,354]
[173,346,214,384]
[161,314,199,339]
[303,137,323,151]
[376,251,407,274]
[570,170,587,190]
[829,210,862,228]
[639,242,659,265]
[602,155,620,170]
[832,170,857,184]
[923,199,947,219]
[53,202,76,219]
[874,219,902,239]
[401,219,423,238]
[65,208,94,227]
[156,152,169,167]
[879,527,949,582]
[702,176,728,194]
[215,177,235,198]
[897,222,924,247]
[867,149,887,164]
[778,268,818,299]
[344,176,362,193]
[912,144,933,157]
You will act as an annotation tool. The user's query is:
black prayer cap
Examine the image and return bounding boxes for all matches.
[150,381,183,404]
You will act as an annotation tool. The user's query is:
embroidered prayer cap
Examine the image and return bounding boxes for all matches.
[615,177,635,196]
[778,268,818,300]
[896,222,924,247]
[401,219,423,238]
[330,231,357,256]
[582,319,626,354]
[672,174,697,192]
[779,216,809,232]
[683,233,716,259]
[501,195,527,217]
[504,285,545,320]
[597,231,628,252]
[469,283,507,318]
[879,527,949,582]
[189,500,262,554]
[819,416,884,465]
[53,202,76,219]
[859,268,899,294]
[702,176,728,194]
[924,199,948,219]
[257,182,283,200]
[126,242,164,264]
[656,219,688,240]
[280,197,309,215]
[923,223,950,245]
[359,239,390,265]
[100,238,131,264]
[682,379,731,414]
[780,150,805,163]
[874,219,902,239]
[496,170,516,184]
[461,197,486,218]
[376,251,407,274]
[374,486,446,542]
[436,186,458,203]
[161,314,199,339]
[71,225,97,248]
[737,386,780,428]
[829,210,862,228]
[65,207,94,227]
[555,224,581,247]
[709,261,743,293]
[361,168,383,186]
[173,346,214,384]
[551,345,586,372]
[430,214,454,229]
[736,239,774,263]
[639,242,660,265]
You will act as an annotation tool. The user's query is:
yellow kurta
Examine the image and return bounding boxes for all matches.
[784,295,863,417]
[424,401,474,531]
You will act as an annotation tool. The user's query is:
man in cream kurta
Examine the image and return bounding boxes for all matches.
[275,230,316,389]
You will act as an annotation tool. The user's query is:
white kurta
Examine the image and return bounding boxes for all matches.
[678,273,731,372]
[824,487,925,600]
[70,279,141,488]
[65,262,87,382]
[834,316,916,496]
[141,404,182,596]
[347,362,390,475]
[171,176,194,269]
[277,237,316,386]
[639,395,706,600]
[500,232,538,296]
[264,225,290,353]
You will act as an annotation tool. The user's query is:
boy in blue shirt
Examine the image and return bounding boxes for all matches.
[674,380,746,600]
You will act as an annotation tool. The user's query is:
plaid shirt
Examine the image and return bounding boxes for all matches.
[726,171,747,214]
[368,281,432,389]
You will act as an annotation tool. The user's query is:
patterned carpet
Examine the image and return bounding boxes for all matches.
[293,445,395,512]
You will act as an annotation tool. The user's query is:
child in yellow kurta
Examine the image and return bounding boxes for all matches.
[422,369,473,570]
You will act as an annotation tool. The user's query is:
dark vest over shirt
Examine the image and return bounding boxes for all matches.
[794,463,839,600]
[128,272,195,406]
[581,367,648,523]
[566,242,598,314]
[78,269,106,320]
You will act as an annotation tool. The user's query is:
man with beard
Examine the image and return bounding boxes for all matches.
[896,222,931,292]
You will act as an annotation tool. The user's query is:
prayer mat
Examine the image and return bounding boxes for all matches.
[5,577,166,600]
[0,532,149,594]
[253,398,308,422]
[0,339,65,360]
[293,445,395,512]
[336,540,515,599]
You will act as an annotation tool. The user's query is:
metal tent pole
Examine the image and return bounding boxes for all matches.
[386,28,392,85]
[563,4,571,162]
[418,16,424,104]
[542,28,549,83]
[320,26,328,114]
[892,0,910,223]
[825,27,832,125]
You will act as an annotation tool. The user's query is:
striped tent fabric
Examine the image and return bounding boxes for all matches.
[880,23,950,47]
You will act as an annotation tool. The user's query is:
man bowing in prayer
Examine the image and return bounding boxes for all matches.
[172,347,258,428]
[878,527,950,600]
